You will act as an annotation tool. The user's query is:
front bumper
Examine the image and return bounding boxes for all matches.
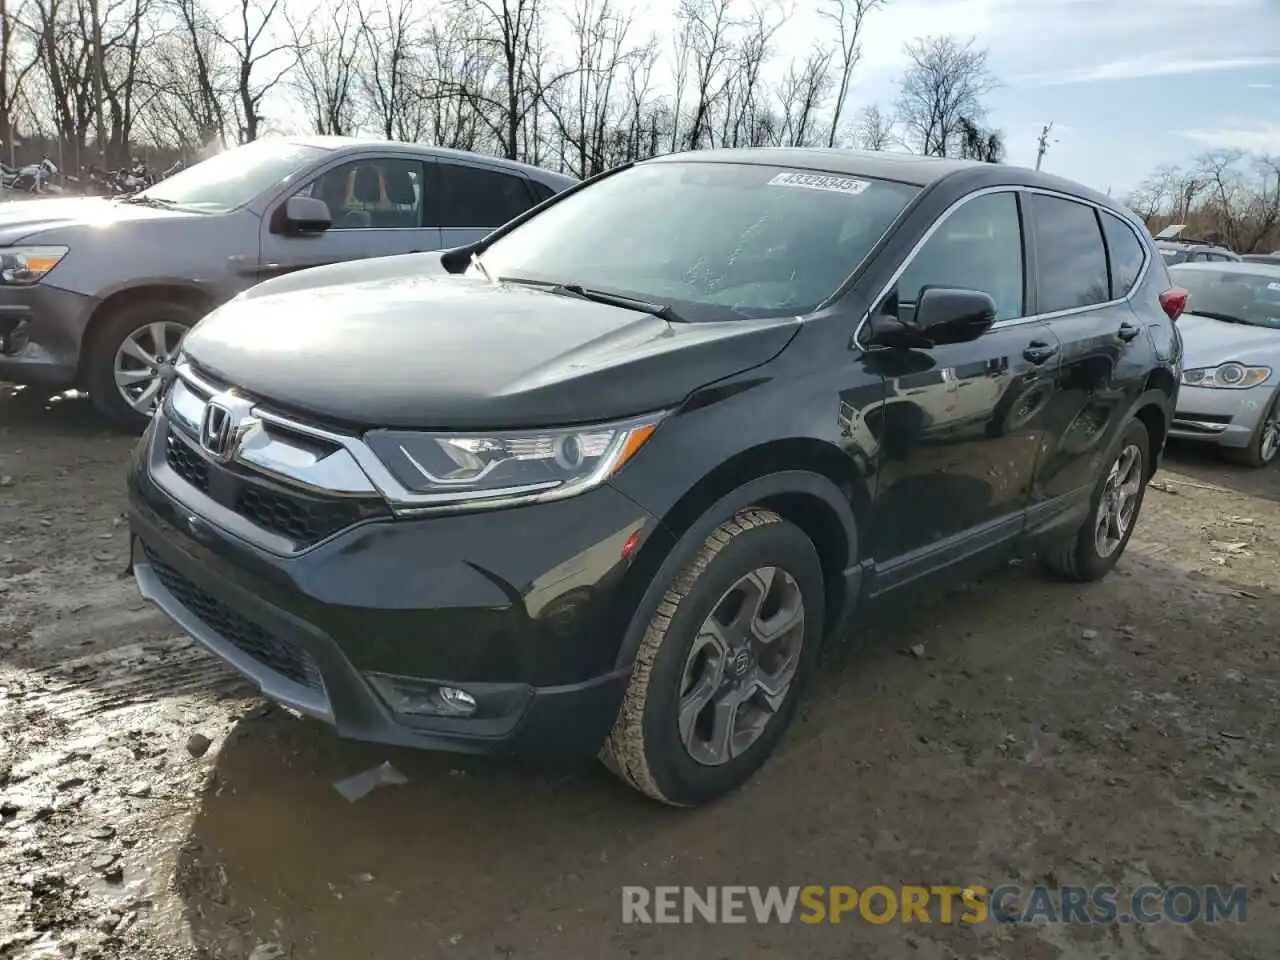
[1170,382,1271,449]
[0,282,97,387]
[128,417,668,758]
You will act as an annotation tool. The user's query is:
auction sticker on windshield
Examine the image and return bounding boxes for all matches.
[769,172,871,195]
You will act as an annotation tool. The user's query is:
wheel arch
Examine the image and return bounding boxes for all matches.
[611,438,867,669]
[78,282,215,380]
[1129,384,1174,479]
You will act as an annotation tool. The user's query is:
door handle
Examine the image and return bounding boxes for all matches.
[1118,322,1141,342]
[1022,340,1059,365]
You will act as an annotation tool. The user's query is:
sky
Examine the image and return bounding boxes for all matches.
[760,0,1280,192]
[255,0,1280,194]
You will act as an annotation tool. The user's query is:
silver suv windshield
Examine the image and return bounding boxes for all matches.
[134,139,327,214]
[478,161,920,322]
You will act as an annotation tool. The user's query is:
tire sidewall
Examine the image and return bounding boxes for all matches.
[85,299,199,433]
[637,518,824,806]
[1075,418,1151,579]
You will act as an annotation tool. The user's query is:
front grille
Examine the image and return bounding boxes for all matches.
[143,545,323,691]
[164,427,388,547]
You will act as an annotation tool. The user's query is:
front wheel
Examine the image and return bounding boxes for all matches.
[1040,417,1151,582]
[602,508,825,806]
[1223,389,1280,469]
[83,299,200,433]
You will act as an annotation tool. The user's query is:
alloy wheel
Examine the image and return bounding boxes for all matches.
[1260,401,1279,465]
[677,566,806,767]
[112,321,187,416]
[1095,443,1144,558]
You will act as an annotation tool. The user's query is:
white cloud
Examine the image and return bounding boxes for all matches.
[1247,83,1275,89]
[1176,120,1280,153]
[1014,54,1280,86]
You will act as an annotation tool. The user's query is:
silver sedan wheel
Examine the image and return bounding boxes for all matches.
[1095,442,1144,558]
[113,321,187,415]
[678,566,806,767]
[1260,400,1280,464]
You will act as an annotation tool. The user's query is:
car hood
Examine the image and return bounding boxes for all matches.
[0,197,191,244]
[180,270,801,430]
[1178,312,1280,367]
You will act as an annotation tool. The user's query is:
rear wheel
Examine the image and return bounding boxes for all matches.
[1040,418,1150,582]
[1223,389,1280,469]
[84,299,200,433]
[602,508,824,806]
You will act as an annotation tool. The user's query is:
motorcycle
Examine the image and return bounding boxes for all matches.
[0,156,58,194]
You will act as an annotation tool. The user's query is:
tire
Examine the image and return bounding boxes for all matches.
[602,508,825,807]
[83,298,201,433]
[1222,389,1280,469]
[1040,417,1151,583]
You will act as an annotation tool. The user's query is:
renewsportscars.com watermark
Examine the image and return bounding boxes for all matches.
[621,885,1248,925]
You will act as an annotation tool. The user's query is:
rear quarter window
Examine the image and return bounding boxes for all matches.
[1100,212,1147,298]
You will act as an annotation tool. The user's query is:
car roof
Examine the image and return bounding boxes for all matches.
[280,135,577,186]
[641,147,1128,216]
[1168,260,1280,278]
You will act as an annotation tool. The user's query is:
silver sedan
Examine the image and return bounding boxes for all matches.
[1167,261,1280,468]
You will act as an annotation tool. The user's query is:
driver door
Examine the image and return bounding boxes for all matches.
[866,189,1060,591]
[258,155,442,281]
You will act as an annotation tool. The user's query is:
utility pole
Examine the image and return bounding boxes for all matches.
[90,0,107,168]
[1034,121,1055,171]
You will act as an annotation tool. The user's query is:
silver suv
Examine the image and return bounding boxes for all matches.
[0,136,575,429]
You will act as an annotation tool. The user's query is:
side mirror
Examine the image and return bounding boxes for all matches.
[866,286,997,350]
[284,195,332,233]
[914,286,997,344]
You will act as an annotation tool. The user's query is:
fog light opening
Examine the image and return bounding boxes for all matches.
[366,673,480,718]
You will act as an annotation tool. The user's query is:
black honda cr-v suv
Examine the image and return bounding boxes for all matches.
[128,149,1185,806]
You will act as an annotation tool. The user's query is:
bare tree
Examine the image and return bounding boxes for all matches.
[214,0,297,141]
[546,0,633,177]
[357,0,420,140]
[774,46,833,147]
[853,102,892,150]
[895,34,996,158]
[2,0,41,162]
[818,0,886,147]
[288,0,363,135]
[957,114,1003,163]
[153,0,230,148]
[677,0,739,150]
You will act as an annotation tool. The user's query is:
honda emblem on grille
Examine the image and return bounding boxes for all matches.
[199,392,257,462]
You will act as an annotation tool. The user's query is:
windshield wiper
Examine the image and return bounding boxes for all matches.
[549,283,685,323]
[120,195,175,207]
[1192,309,1249,325]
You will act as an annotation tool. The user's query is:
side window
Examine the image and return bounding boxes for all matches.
[432,164,537,228]
[297,158,423,229]
[895,191,1025,323]
[1100,211,1146,298]
[1030,195,1109,313]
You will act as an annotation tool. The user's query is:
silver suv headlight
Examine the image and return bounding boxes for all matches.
[1181,363,1271,389]
[0,246,68,285]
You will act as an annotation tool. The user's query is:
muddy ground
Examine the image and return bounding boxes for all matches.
[1,383,1278,960]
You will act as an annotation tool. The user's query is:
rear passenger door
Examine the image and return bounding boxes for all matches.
[429,161,543,249]
[1028,194,1154,505]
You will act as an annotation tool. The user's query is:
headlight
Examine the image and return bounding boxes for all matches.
[0,246,69,285]
[364,415,663,508]
[1181,363,1271,389]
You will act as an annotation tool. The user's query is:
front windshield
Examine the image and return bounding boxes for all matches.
[478,161,920,322]
[1172,267,1280,329]
[135,139,328,213]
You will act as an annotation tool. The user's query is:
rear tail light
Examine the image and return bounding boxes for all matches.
[1159,286,1188,322]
